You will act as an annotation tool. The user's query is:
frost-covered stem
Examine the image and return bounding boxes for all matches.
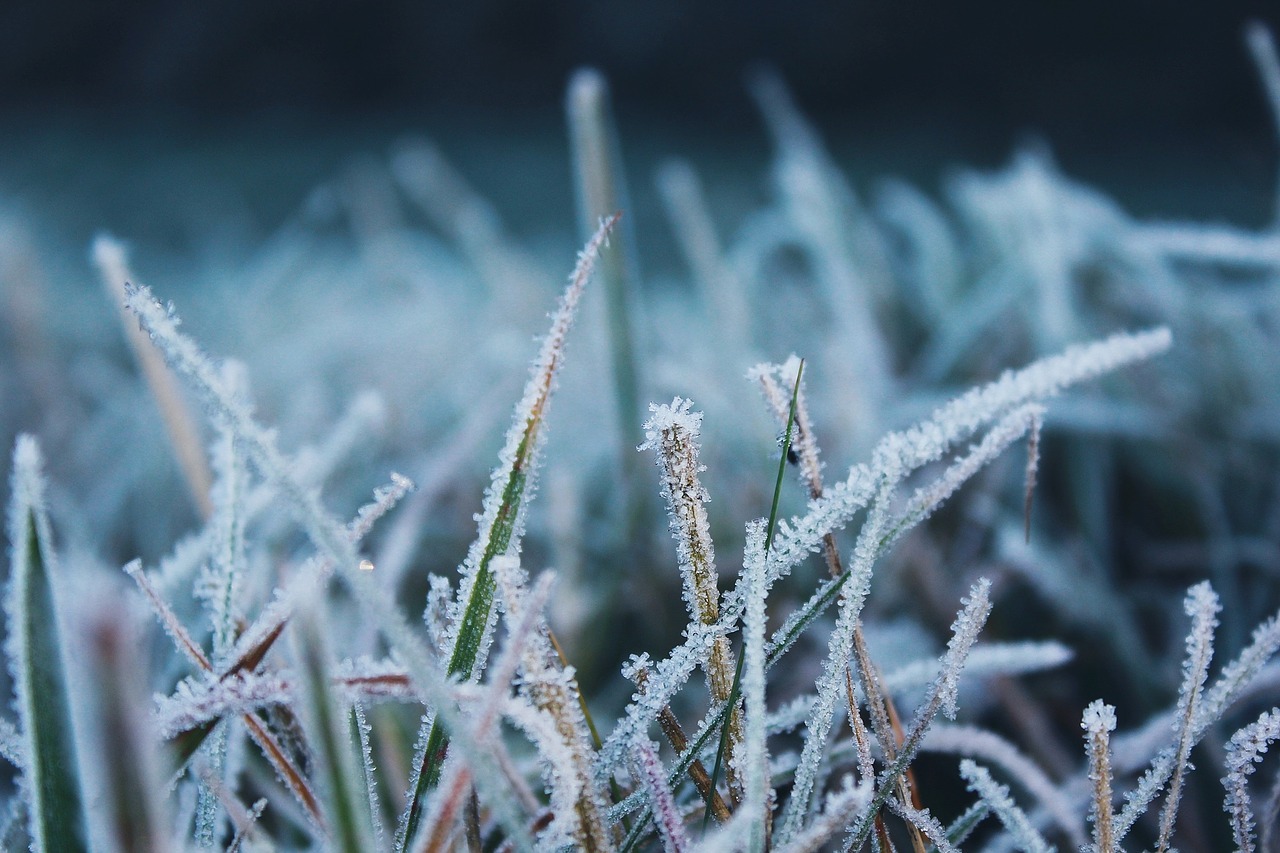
[1222,708,1280,853]
[740,520,771,852]
[1156,582,1221,852]
[642,397,743,802]
[634,739,688,853]
[94,235,213,518]
[353,702,389,853]
[1083,701,1118,853]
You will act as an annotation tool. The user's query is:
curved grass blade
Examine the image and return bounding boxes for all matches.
[5,436,88,852]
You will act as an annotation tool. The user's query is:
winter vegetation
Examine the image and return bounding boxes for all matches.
[3,21,1280,853]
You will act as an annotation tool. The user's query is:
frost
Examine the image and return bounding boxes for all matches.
[959,759,1054,853]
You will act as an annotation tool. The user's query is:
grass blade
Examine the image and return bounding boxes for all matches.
[295,588,372,853]
[5,436,88,852]
[397,214,618,851]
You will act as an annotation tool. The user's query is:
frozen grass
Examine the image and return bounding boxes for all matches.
[1,23,1280,853]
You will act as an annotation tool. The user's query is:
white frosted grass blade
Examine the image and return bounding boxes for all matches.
[641,398,720,628]
[1223,708,1280,853]
[762,327,1171,589]
[739,520,771,853]
[1155,581,1220,852]
[641,397,740,785]
[122,278,535,853]
[349,473,415,544]
[352,706,388,853]
[5,436,88,852]
[1082,701,1118,853]
[921,724,1082,849]
[1114,584,1238,843]
[93,235,213,519]
[958,760,1053,853]
[633,738,688,853]
[883,641,1074,697]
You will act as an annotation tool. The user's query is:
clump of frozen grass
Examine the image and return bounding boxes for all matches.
[3,26,1280,852]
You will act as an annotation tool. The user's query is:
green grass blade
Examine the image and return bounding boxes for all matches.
[5,437,88,852]
[702,360,803,831]
[295,591,371,853]
[397,215,618,852]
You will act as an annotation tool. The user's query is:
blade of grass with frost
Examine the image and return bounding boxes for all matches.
[1222,708,1280,853]
[5,436,88,853]
[1082,701,1118,853]
[295,588,372,853]
[403,213,618,849]
[740,520,771,853]
[1155,581,1220,853]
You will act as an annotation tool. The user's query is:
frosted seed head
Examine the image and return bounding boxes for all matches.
[1083,700,1118,735]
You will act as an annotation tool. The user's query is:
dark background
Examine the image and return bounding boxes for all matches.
[2,1,1280,232]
